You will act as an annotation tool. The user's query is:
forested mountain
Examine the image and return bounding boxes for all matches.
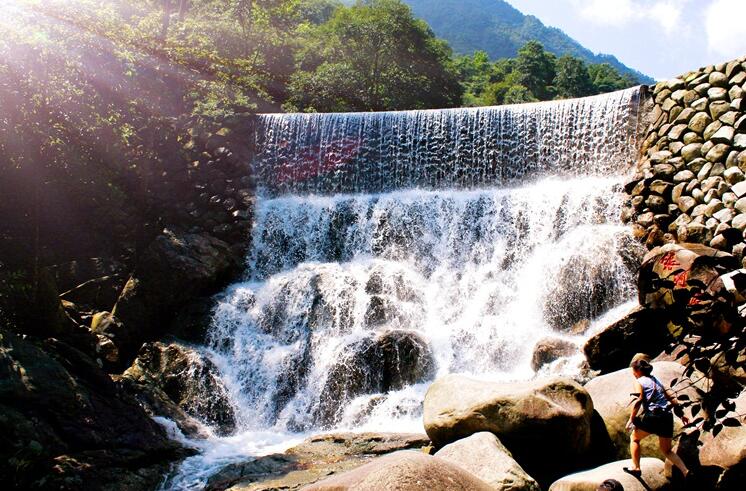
[399,0,655,84]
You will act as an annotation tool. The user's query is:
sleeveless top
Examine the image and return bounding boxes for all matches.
[639,375,670,412]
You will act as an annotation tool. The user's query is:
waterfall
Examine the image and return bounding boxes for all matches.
[165,88,645,488]
[252,89,641,195]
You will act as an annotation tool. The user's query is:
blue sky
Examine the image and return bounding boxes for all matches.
[507,0,746,81]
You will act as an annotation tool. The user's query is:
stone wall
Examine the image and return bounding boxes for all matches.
[623,56,746,262]
[171,113,256,245]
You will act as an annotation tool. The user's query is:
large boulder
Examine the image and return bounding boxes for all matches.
[301,450,494,491]
[699,390,746,490]
[584,361,700,460]
[316,330,435,426]
[548,458,669,491]
[638,243,738,337]
[110,230,241,366]
[435,432,540,490]
[531,337,578,372]
[583,307,671,373]
[424,375,594,484]
[206,433,431,491]
[123,341,236,435]
[0,327,188,490]
[543,233,643,331]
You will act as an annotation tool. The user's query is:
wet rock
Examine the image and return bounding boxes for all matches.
[542,234,643,332]
[316,330,435,426]
[206,432,433,491]
[111,230,241,367]
[124,341,236,435]
[435,432,540,491]
[0,328,188,490]
[424,375,594,484]
[583,307,670,374]
[548,458,668,491]
[532,337,578,371]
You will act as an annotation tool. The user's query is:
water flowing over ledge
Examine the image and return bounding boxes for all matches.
[164,88,646,489]
[251,87,643,196]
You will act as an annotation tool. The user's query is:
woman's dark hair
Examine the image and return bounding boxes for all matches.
[631,358,653,376]
[596,479,624,491]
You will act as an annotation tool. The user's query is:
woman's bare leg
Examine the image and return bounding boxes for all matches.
[630,428,650,471]
[659,437,689,476]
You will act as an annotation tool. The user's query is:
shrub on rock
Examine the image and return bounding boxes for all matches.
[316,330,435,426]
[699,390,746,490]
[423,375,594,484]
[637,243,738,336]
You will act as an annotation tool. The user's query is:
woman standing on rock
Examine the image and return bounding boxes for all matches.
[624,358,691,480]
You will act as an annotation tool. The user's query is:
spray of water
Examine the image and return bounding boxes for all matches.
[163,89,645,489]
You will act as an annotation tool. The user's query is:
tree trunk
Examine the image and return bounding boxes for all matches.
[178,0,189,22]
[160,0,173,41]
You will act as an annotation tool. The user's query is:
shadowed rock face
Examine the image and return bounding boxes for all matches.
[108,230,242,369]
[124,341,236,436]
[0,327,189,490]
[583,306,671,374]
[423,375,594,485]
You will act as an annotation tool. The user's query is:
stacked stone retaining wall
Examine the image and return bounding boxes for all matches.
[623,55,746,263]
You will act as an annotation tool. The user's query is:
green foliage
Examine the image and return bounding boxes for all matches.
[286,0,463,112]
[457,41,639,107]
[589,63,639,94]
[515,40,556,100]
[555,55,594,98]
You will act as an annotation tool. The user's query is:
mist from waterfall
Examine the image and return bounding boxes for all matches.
[164,88,645,489]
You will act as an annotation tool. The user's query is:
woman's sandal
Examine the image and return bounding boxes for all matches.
[623,467,642,478]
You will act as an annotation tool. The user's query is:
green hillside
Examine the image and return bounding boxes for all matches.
[401,0,654,84]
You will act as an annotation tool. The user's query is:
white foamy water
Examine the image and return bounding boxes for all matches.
[162,89,645,489]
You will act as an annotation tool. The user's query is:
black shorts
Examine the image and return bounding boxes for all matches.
[634,410,674,438]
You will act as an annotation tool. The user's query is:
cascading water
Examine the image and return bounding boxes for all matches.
[252,89,640,195]
[163,88,646,489]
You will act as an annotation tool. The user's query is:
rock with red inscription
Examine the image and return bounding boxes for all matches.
[637,243,739,336]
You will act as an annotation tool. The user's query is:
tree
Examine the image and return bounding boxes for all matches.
[554,55,593,99]
[298,0,342,24]
[503,84,536,104]
[287,0,463,112]
[514,40,555,100]
[588,63,637,94]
